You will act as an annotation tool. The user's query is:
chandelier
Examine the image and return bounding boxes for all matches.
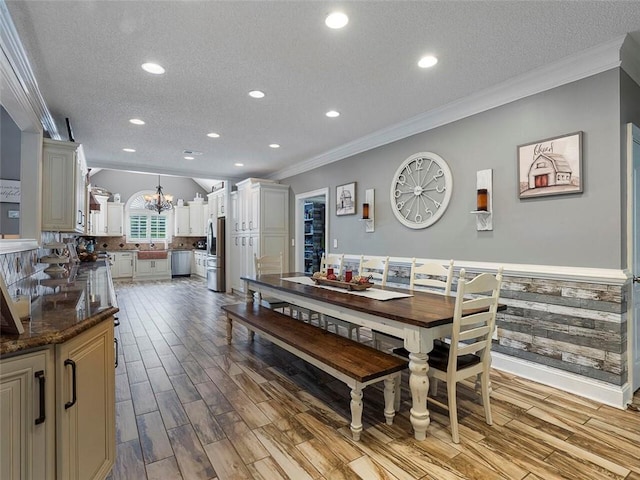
[143,175,173,214]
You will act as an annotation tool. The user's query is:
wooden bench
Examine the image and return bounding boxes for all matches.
[222,302,408,441]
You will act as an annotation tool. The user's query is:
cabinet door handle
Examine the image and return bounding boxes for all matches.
[64,359,77,409]
[221,205,224,214]
[114,338,119,369]
[77,210,83,225]
[35,370,46,425]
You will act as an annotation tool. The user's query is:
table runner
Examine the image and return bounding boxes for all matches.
[283,276,413,301]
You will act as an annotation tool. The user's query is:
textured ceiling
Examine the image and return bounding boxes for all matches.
[6,1,640,181]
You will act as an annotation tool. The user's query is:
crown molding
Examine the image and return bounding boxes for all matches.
[271,35,627,181]
[0,0,59,138]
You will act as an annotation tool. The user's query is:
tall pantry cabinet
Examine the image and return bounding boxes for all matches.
[230,179,289,294]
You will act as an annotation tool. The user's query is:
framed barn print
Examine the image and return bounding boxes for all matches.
[518,131,583,199]
[336,182,356,216]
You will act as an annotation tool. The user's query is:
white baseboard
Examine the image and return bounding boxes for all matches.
[491,351,632,409]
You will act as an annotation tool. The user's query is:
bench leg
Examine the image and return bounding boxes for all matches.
[248,330,255,342]
[350,387,363,441]
[384,376,397,425]
[226,316,232,344]
[394,373,401,413]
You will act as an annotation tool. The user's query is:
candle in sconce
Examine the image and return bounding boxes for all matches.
[362,203,370,219]
[476,189,488,211]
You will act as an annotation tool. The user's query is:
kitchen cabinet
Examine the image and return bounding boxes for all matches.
[207,188,226,219]
[0,320,115,480]
[192,250,207,278]
[106,203,124,236]
[189,202,206,236]
[108,251,133,279]
[42,139,88,233]
[0,349,55,479]
[173,206,190,236]
[230,179,289,294]
[56,319,115,480]
[134,256,171,280]
[89,195,109,236]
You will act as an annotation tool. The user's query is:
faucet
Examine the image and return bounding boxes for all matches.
[150,243,155,249]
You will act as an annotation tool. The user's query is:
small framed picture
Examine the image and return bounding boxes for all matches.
[518,131,583,199]
[336,182,356,216]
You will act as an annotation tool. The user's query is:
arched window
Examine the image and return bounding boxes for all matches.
[125,191,171,243]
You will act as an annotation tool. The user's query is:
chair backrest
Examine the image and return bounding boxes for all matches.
[358,256,389,286]
[448,267,503,371]
[409,258,454,295]
[254,252,284,275]
[320,253,344,276]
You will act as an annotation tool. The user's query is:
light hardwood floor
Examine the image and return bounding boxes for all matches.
[107,277,640,480]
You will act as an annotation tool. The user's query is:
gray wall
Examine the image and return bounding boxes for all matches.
[619,70,640,267]
[90,170,208,205]
[284,69,623,269]
[0,106,21,235]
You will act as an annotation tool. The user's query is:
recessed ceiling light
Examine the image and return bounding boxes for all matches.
[122,148,136,153]
[325,12,349,29]
[418,55,438,68]
[326,110,340,118]
[269,144,280,149]
[129,118,145,125]
[184,156,195,160]
[141,62,165,74]
[207,132,220,138]
[248,90,265,99]
[234,163,244,167]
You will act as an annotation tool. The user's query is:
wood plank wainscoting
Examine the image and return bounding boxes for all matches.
[106,277,640,480]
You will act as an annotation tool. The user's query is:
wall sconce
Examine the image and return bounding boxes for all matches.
[362,188,374,233]
[470,169,493,231]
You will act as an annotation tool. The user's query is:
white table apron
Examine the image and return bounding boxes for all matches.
[243,277,453,441]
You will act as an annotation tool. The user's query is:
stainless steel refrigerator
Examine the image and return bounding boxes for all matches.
[206,217,225,291]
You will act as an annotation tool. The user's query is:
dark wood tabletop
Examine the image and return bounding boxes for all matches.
[243,272,461,329]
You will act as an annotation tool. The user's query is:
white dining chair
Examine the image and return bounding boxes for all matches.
[427,266,503,443]
[320,253,344,276]
[373,258,454,350]
[358,256,389,285]
[253,253,291,314]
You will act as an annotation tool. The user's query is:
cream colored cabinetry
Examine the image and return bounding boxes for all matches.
[42,139,88,233]
[89,195,109,236]
[207,188,226,219]
[56,320,115,480]
[192,250,207,277]
[189,202,205,236]
[133,256,171,280]
[174,206,190,236]
[0,349,55,480]
[106,203,124,236]
[230,179,289,294]
[109,252,133,279]
[0,320,115,480]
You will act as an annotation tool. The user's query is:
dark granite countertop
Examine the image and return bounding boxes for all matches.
[0,259,119,356]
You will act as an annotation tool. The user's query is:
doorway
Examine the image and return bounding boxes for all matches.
[295,188,328,273]
[629,123,640,396]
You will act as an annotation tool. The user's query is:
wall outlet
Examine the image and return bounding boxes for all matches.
[333,238,338,248]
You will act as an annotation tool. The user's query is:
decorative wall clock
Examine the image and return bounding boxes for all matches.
[389,152,453,229]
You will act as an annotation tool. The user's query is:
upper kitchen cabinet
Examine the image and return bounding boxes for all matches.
[106,203,123,236]
[42,139,88,233]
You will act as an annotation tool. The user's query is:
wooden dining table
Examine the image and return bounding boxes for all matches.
[242,272,466,441]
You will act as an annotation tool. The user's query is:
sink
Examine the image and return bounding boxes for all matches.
[137,250,168,260]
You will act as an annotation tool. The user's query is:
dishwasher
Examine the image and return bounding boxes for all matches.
[171,250,192,277]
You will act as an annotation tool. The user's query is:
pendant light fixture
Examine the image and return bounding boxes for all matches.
[143,175,173,214]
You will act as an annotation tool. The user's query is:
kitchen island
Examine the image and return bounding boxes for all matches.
[0,259,117,479]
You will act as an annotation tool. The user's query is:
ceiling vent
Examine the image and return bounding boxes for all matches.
[182,150,203,156]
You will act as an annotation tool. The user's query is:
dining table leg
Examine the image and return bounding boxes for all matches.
[408,352,430,441]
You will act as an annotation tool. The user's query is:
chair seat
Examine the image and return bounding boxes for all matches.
[427,341,481,371]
